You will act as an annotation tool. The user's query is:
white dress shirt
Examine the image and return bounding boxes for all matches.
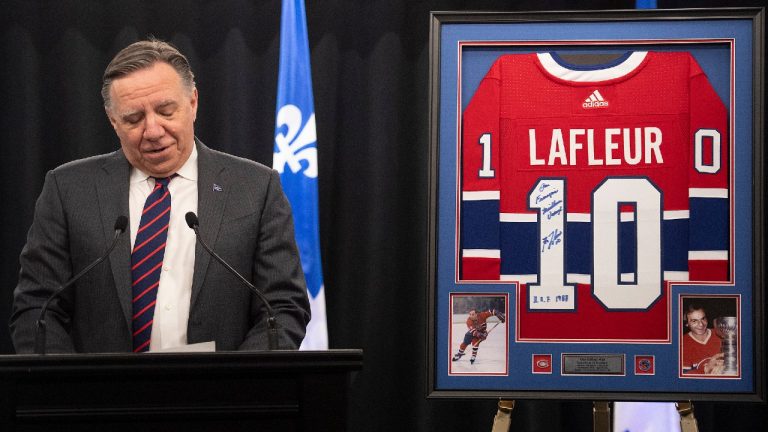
[129,145,198,351]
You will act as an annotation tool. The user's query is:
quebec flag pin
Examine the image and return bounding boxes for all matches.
[212,183,223,192]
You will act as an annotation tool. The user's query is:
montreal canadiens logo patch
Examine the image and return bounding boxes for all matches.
[532,354,553,374]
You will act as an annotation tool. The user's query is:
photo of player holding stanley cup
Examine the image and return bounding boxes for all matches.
[680,296,740,376]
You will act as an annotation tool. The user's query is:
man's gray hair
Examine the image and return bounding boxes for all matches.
[102,38,195,109]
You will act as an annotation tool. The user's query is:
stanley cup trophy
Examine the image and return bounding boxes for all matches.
[713,316,739,375]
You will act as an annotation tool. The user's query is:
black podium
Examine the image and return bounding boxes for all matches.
[0,349,362,431]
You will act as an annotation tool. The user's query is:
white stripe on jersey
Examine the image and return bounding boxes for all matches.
[567,213,590,222]
[689,250,729,260]
[463,191,500,201]
[664,210,690,220]
[689,188,729,198]
[498,212,689,223]
[502,272,694,283]
[537,52,648,82]
[620,212,635,222]
[500,274,538,283]
[567,274,591,284]
[665,271,690,281]
[500,213,537,222]
[500,213,593,222]
[463,249,501,259]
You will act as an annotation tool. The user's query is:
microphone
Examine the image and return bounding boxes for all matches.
[185,212,279,350]
[34,216,129,354]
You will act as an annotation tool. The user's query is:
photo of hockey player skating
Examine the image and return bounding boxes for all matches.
[449,294,508,375]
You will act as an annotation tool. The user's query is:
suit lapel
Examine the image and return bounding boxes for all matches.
[97,150,133,333]
[190,140,228,309]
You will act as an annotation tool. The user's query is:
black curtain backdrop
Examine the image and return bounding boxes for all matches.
[1,1,765,430]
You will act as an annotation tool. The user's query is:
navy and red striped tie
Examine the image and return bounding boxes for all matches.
[131,176,172,352]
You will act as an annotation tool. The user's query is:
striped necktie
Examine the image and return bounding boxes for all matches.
[131,176,172,352]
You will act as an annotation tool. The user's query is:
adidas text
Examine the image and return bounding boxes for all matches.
[583,100,609,108]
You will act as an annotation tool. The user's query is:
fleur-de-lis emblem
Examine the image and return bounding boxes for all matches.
[273,104,317,178]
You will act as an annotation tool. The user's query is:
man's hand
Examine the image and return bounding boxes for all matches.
[702,353,725,374]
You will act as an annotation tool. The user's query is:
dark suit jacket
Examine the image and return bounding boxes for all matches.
[10,140,310,353]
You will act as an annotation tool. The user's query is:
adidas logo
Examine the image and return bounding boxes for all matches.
[582,90,609,108]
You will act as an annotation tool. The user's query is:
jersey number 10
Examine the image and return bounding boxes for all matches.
[474,130,723,311]
[528,178,662,311]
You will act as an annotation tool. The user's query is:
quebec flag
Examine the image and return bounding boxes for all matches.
[273,0,327,350]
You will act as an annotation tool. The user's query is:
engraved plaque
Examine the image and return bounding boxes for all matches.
[562,354,625,376]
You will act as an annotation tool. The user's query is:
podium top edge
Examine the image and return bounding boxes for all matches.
[0,349,364,374]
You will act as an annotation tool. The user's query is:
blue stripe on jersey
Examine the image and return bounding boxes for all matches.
[501,221,538,275]
[462,200,499,249]
[473,199,725,279]
[620,219,638,277]
[565,221,591,276]
[689,197,729,250]
[663,218,688,272]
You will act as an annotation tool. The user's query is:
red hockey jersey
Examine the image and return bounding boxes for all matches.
[460,52,730,342]
[681,330,722,374]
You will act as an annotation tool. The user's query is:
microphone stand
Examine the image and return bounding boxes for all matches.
[186,212,279,350]
[34,217,128,354]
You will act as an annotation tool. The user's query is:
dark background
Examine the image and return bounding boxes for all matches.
[1,1,765,430]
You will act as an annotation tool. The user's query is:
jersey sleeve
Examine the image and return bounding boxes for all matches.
[687,55,730,282]
[461,60,502,280]
[479,311,494,322]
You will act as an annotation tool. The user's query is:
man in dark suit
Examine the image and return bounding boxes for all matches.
[10,39,310,353]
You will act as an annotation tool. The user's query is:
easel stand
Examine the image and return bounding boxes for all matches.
[490,400,515,432]
[490,400,700,432]
[593,401,611,432]
[676,401,700,432]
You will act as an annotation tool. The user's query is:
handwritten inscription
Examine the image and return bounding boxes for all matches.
[536,182,564,253]
[541,228,563,252]
[528,178,575,310]
[531,294,570,304]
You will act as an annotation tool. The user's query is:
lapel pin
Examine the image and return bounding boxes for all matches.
[213,183,223,192]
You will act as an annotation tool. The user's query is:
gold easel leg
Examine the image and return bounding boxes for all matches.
[490,399,515,432]
[676,401,700,432]
[593,401,611,432]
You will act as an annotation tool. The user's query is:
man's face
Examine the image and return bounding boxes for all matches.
[468,310,477,320]
[686,309,708,336]
[106,62,198,177]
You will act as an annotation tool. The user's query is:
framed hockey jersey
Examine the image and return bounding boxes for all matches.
[427,9,765,402]
[462,50,728,344]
